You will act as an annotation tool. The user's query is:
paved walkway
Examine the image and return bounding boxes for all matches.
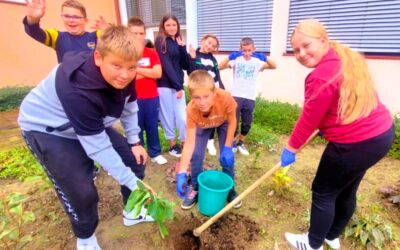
[0,109,24,151]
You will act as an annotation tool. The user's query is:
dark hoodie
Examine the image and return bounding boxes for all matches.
[187,48,224,89]
[18,51,141,188]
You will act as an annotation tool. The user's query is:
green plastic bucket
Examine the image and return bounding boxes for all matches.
[198,170,234,216]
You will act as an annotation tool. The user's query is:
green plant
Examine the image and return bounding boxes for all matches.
[0,146,45,181]
[388,114,400,160]
[270,167,293,193]
[0,87,32,112]
[246,123,278,150]
[345,212,393,249]
[125,181,175,239]
[0,193,35,249]
[253,98,301,134]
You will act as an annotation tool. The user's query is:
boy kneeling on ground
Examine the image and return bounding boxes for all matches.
[176,70,242,209]
[18,26,154,250]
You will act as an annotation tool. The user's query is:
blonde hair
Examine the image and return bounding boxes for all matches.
[188,70,216,95]
[292,19,377,124]
[61,0,86,17]
[96,25,143,62]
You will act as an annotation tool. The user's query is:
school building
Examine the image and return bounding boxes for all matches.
[1,0,399,113]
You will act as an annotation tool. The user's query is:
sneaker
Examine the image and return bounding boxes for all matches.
[237,143,250,156]
[151,155,168,165]
[77,235,102,250]
[207,139,217,156]
[169,144,182,158]
[284,232,322,250]
[232,142,238,153]
[123,207,154,226]
[325,238,340,249]
[181,189,198,209]
[227,195,242,209]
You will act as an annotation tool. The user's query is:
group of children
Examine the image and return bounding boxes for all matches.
[20,0,276,249]
[20,1,394,250]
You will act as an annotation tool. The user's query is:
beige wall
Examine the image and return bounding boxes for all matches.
[0,0,118,87]
[217,0,400,114]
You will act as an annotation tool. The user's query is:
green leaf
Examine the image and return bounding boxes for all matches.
[8,228,19,240]
[9,204,23,215]
[159,221,169,239]
[22,211,35,223]
[137,180,145,190]
[360,231,369,246]
[124,189,146,212]
[132,192,151,218]
[371,228,385,248]
[0,228,14,239]
[8,193,27,207]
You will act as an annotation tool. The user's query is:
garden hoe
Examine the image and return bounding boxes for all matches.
[193,130,320,237]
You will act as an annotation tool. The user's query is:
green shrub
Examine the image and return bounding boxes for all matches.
[345,212,393,249]
[253,97,301,134]
[0,146,44,181]
[246,123,278,149]
[0,87,32,112]
[388,115,400,160]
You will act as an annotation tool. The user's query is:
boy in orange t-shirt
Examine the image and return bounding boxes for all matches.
[175,70,242,209]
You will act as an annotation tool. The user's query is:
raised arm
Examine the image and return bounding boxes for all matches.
[261,57,277,70]
[26,0,46,25]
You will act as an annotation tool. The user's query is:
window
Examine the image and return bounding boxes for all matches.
[125,0,186,28]
[286,0,400,55]
[197,0,274,52]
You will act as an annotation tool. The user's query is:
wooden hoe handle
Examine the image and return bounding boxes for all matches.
[192,130,320,237]
[193,162,281,237]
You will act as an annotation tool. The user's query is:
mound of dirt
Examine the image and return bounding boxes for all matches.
[169,213,260,250]
[200,213,260,250]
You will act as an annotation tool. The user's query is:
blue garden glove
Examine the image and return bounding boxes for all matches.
[228,51,267,62]
[252,52,267,62]
[228,51,243,60]
[176,172,188,198]
[280,147,296,167]
[220,146,235,169]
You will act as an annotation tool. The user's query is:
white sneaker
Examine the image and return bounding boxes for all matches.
[151,155,168,165]
[284,232,322,250]
[123,207,154,226]
[325,238,340,249]
[77,235,102,250]
[207,139,217,156]
[237,144,250,156]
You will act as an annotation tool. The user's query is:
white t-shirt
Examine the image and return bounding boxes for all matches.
[229,56,264,100]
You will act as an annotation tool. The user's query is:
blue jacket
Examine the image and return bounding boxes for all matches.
[18,51,140,188]
[23,16,99,62]
[155,36,187,91]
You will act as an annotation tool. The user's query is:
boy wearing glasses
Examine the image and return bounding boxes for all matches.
[23,0,101,62]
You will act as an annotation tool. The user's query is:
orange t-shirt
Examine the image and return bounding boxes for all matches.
[186,88,237,129]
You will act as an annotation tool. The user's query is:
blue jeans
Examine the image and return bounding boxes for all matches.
[190,122,236,200]
[138,97,162,157]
